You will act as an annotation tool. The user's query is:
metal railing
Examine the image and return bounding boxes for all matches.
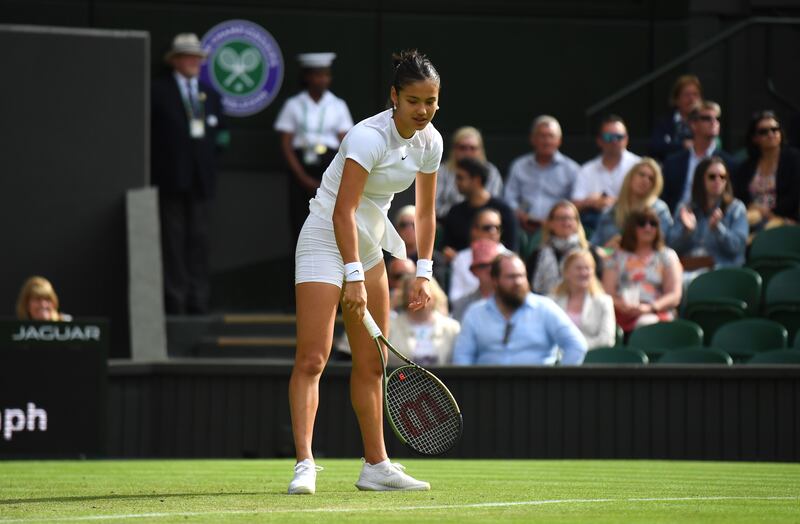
[585,16,800,122]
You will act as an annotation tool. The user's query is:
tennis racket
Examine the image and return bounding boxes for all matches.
[361,310,463,456]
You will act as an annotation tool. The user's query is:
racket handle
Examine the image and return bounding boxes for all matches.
[361,310,383,339]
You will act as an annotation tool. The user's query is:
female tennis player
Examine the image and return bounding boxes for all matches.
[288,50,442,494]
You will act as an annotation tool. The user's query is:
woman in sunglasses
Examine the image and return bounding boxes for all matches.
[591,158,673,251]
[602,208,683,333]
[732,111,800,232]
[527,200,597,295]
[667,157,748,270]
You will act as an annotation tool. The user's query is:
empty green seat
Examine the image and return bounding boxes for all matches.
[683,267,762,344]
[583,347,648,364]
[627,320,704,359]
[711,318,788,361]
[763,267,800,343]
[748,349,800,364]
[747,226,800,289]
[657,347,733,365]
[796,331,800,349]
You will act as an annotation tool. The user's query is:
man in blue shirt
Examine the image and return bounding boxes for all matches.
[452,253,587,365]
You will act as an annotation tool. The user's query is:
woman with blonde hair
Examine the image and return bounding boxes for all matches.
[591,157,673,250]
[435,126,504,217]
[16,276,71,321]
[387,275,460,366]
[527,200,598,295]
[550,250,616,350]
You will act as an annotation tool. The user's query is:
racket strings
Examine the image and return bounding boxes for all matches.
[385,366,461,455]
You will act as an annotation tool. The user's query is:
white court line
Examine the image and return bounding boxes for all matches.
[0,496,797,523]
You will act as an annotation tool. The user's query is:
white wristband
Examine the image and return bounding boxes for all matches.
[344,261,365,282]
[416,258,433,280]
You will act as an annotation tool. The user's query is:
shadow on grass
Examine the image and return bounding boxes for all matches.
[0,491,275,505]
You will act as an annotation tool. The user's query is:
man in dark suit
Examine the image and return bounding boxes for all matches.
[152,33,228,314]
[661,101,736,214]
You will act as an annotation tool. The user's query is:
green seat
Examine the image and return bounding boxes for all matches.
[796,331,800,350]
[763,267,800,343]
[682,267,762,344]
[711,318,788,362]
[627,320,704,359]
[583,347,648,365]
[748,349,800,364]
[657,347,733,365]
[520,228,542,260]
[747,225,800,290]
[614,324,624,347]
[516,228,529,258]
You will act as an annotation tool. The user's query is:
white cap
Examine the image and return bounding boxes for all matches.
[297,52,336,69]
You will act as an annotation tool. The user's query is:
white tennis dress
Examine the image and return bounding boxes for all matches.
[295,109,443,287]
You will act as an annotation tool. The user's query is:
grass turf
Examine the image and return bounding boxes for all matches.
[0,459,798,523]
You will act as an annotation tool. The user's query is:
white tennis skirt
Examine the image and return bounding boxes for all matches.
[295,214,384,288]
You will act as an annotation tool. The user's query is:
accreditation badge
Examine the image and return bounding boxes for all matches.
[303,147,319,165]
[190,118,206,139]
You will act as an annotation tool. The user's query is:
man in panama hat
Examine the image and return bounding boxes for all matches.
[151,33,229,315]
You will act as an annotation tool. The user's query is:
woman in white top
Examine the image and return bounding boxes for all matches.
[550,250,616,350]
[288,50,442,495]
[274,52,354,240]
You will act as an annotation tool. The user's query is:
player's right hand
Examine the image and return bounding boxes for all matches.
[342,281,368,320]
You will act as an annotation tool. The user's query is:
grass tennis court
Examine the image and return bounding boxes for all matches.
[1,459,798,523]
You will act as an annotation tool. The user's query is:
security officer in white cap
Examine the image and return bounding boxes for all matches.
[274,52,353,242]
[151,33,229,314]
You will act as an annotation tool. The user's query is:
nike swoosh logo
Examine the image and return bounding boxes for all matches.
[348,269,361,277]
[402,155,408,160]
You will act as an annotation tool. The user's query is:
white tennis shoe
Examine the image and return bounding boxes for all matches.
[355,459,431,491]
[288,459,323,495]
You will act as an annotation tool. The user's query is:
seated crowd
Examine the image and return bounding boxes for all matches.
[383,74,800,366]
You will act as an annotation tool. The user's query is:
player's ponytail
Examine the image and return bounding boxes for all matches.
[391,49,440,93]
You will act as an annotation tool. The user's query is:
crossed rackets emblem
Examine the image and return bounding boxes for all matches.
[217,46,261,90]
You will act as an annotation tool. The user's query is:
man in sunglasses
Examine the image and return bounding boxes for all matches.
[572,115,641,230]
[662,101,737,214]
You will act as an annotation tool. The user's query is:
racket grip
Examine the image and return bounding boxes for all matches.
[361,310,383,339]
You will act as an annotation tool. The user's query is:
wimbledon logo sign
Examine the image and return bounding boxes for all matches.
[200,19,284,117]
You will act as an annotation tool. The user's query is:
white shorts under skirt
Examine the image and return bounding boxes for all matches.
[295,213,384,288]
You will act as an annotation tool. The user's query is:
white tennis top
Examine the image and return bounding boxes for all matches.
[309,109,443,258]
[274,90,353,149]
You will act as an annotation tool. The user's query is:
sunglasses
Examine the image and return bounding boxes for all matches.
[456,144,479,151]
[636,218,659,228]
[551,215,577,223]
[470,262,492,271]
[756,126,781,136]
[706,173,727,181]
[600,132,626,143]
[397,221,414,229]
[696,114,720,123]
[389,272,410,280]
[477,224,501,232]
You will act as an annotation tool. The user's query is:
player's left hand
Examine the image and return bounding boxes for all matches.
[408,277,432,312]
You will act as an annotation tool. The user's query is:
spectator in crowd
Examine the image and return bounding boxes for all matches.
[387,258,416,311]
[388,275,460,366]
[390,205,448,285]
[452,253,587,365]
[275,53,354,242]
[504,115,580,233]
[527,200,598,295]
[441,157,516,256]
[436,126,504,218]
[450,239,501,322]
[668,156,748,269]
[602,209,683,333]
[16,276,71,321]
[649,74,702,162]
[449,208,510,303]
[572,115,641,230]
[151,33,228,314]
[550,250,616,350]
[732,110,800,231]
[591,158,673,250]
[661,101,737,214]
